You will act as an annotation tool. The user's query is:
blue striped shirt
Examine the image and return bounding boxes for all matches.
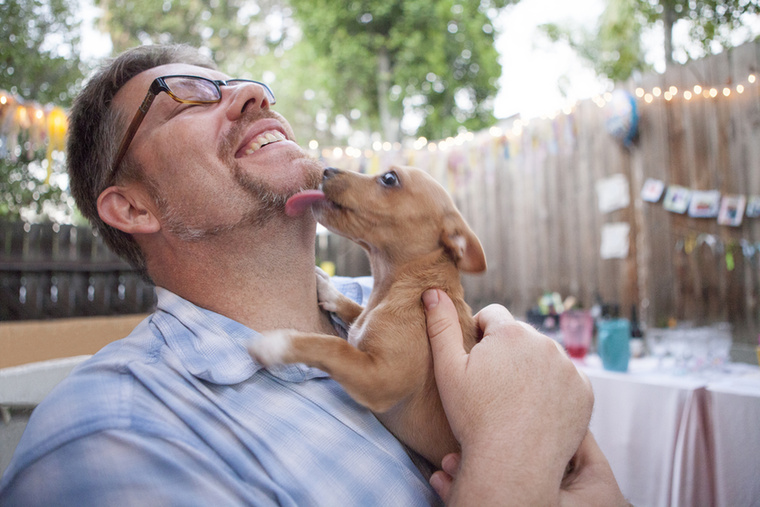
[0,278,441,506]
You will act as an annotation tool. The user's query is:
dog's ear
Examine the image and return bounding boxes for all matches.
[440,215,487,273]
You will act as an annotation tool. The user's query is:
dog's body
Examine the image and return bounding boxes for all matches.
[249,166,486,467]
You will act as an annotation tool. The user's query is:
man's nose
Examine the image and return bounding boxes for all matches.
[225,82,272,119]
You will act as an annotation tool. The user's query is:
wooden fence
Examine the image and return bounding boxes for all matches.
[0,222,156,320]
[1,42,758,353]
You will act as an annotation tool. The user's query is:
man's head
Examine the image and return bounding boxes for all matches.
[67,45,215,275]
[67,45,322,279]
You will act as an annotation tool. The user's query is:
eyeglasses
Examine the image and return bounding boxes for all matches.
[108,74,277,184]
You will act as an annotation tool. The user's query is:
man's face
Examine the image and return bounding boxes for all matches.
[111,63,323,239]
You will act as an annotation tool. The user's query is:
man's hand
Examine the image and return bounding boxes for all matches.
[430,432,628,507]
[423,288,602,505]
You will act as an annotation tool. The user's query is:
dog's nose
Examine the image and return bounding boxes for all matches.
[323,167,340,180]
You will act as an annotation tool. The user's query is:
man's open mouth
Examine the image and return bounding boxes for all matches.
[243,130,287,155]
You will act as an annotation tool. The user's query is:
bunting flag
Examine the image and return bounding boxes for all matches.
[0,90,68,180]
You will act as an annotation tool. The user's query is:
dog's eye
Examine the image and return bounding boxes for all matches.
[379,171,400,187]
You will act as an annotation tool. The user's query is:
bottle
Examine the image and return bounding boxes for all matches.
[630,304,644,358]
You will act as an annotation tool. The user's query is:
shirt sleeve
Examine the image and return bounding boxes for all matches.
[0,429,289,507]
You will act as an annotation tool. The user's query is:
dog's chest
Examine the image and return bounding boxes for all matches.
[345,296,424,351]
[346,313,371,348]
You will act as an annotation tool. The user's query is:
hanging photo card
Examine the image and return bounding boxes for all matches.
[717,195,746,227]
[688,190,721,218]
[600,222,630,259]
[596,174,630,214]
[746,196,760,218]
[662,185,692,214]
[641,178,665,202]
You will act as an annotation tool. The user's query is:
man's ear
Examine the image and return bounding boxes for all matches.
[97,186,161,235]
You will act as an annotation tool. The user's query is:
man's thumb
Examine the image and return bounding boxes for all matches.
[423,289,467,371]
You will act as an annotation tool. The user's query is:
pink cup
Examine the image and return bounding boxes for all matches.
[560,310,594,359]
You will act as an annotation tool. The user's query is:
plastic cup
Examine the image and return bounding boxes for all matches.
[597,318,631,372]
[560,310,593,359]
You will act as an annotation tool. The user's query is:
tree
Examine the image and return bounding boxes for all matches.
[96,0,291,70]
[637,0,759,67]
[287,0,514,142]
[541,0,759,83]
[0,0,86,220]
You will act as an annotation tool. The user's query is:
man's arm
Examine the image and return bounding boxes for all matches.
[423,289,625,506]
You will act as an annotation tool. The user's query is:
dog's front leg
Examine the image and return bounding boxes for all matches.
[315,267,363,325]
[249,330,401,413]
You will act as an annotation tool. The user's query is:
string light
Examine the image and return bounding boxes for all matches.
[312,71,758,163]
[628,72,757,106]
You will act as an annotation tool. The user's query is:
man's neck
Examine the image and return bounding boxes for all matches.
[144,217,335,335]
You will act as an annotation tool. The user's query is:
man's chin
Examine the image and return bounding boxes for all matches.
[295,153,325,191]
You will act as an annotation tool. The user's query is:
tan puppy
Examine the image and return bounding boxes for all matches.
[248,165,486,468]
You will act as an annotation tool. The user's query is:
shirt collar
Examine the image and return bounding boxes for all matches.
[151,277,371,386]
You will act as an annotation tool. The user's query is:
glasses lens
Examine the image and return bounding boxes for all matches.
[164,76,220,102]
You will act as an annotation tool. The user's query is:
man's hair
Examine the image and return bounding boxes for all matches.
[66,44,216,277]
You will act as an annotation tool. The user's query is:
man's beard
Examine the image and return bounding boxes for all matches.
[146,155,323,243]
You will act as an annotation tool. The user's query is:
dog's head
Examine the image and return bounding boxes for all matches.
[313,166,486,273]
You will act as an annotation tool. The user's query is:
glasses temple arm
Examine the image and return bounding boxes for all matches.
[110,91,157,177]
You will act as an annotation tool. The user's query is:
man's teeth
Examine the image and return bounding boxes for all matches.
[244,130,286,154]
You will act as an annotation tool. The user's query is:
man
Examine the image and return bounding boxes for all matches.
[0,44,625,505]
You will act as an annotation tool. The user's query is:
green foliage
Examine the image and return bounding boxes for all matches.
[0,144,67,220]
[97,0,275,66]
[636,0,759,56]
[0,0,85,105]
[287,0,513,141]
[0,0,86,221]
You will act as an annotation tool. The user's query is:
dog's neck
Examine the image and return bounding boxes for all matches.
[366,248,464,305]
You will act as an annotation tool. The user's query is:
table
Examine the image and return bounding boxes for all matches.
[706,372,760,507]
[576,355,760,507]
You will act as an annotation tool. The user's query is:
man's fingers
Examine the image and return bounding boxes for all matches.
[429,470,454,502]
[423,289,467,373]
[473,303,517,330]
[441,452,461,476]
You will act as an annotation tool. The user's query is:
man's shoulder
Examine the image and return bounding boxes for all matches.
[3,317,175,472]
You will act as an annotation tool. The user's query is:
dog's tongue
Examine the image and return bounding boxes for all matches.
[285,189,326,217]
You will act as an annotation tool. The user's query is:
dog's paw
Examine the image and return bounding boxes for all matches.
[248,330,293,367]
[315,267,342,313]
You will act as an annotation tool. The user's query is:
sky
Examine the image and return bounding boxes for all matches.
[492,0,608,119]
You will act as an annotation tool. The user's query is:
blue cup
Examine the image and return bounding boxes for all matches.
[597,319,631,372]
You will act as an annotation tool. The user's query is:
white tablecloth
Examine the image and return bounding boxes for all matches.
[577,355,760,507]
